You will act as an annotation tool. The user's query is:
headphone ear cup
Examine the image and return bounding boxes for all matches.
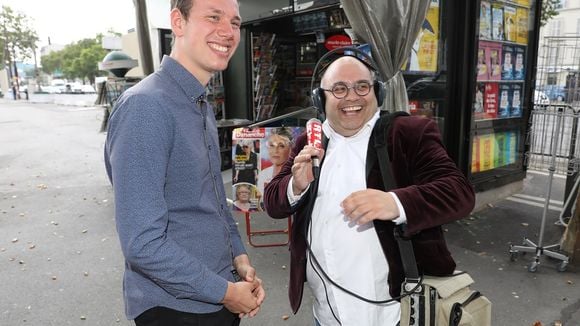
[374,81,385,107]
[312,88,326,115]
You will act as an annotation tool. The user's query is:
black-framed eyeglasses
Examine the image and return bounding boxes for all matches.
[321,81,372,99]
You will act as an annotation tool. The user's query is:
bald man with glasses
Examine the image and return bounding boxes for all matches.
[263,55,474,326]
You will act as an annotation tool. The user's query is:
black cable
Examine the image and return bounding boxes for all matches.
[308,223,343,325]
[306,238,422,305]
[308,248,343,325]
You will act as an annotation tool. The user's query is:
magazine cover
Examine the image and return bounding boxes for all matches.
[498,83,511,118]
[479,133,495,172]
[503,5,517,42]
[514,46,526,80]
[405,0,440,72]
[494,132,506,168]
[474,83,486,120]
[510,83,523,118]
[516,8,529,44]
[232,128,264,212]
[232,126,303,212]
[500,130,518,166]
[484,82,499,119]
[507,130,518,164]
[256,126,303,197]
[483,41,502,81]
[477,46,489,81]
[491,4,505,41]
[502,44,514,80]
[479,1,492,39]
[471,135,480,173]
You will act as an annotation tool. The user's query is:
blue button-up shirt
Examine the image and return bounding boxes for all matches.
[105,56,246,319]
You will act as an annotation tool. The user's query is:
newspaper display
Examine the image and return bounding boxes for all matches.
[231,126,303,212]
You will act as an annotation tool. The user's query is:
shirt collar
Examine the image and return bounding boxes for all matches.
[322,110,381,142]
[158,55,206,102]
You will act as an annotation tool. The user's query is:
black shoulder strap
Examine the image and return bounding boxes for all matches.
[371,111,409,192]
[371,111,420,281]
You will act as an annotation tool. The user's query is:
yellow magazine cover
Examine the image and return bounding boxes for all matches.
[472,135,480,173]
[516,8,529,44]
[406,0,440,72]
[504,6,517,42]
[480,134,495,172]
[516,0,529,6]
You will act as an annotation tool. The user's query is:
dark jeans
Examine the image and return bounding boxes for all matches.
[135,306,240,326]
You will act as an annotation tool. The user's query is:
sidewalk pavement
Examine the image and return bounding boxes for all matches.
[1,93,99,107]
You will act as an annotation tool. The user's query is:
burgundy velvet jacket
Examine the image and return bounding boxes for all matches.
[263,115,475,314]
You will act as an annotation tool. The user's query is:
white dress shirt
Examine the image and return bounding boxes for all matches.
[288,112,403,326]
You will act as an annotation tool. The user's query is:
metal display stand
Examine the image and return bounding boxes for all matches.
[243,211,292,248]
[510,105,573,272]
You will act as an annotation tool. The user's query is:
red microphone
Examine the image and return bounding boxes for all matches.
[306,118,323,178]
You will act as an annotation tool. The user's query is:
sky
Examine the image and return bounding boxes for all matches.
[2,0,137,47]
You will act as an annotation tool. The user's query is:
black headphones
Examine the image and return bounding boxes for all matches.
[310,46,386,118]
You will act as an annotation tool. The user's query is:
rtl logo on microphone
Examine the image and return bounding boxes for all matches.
[307,118,322,150]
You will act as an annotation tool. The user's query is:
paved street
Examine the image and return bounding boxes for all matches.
[1,99,579,325]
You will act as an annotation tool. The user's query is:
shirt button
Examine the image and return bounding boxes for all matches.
[208,145,212,150]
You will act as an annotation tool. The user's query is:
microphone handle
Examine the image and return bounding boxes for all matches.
[312,157,320,179]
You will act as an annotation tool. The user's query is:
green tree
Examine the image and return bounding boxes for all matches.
[541,0,560,27]
[0,5,39,85]
[41,34,110,85]
[40,50,62,76]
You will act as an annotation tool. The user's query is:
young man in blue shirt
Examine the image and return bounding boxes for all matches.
[104,0,265,325]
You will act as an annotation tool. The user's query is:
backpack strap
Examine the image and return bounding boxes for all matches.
[370,111,420,282]
[370,110,409,192]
